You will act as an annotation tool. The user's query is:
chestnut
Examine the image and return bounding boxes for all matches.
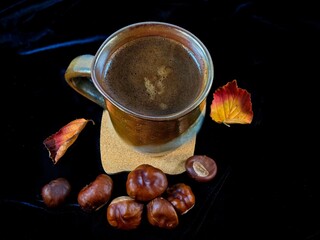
[185,155,217,182]
[77,173,113,212]
[41,177,71,208]
[107,196,144,230]
[166,183,195,215]
[126,164,168,202]
[147,197,179,229]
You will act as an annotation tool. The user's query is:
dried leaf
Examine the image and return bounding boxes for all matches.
[210,79,253,126]
[43,118,94,164]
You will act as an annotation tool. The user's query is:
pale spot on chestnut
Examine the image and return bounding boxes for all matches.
[193,161,209,177]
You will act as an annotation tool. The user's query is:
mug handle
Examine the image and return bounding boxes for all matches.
[64,54,106,109]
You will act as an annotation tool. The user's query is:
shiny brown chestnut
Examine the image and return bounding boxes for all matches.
[185,155,217,182]
[147,197,179,229]
[166,183,195,215]
[126,164,168,202]
[107,196,144,230]
[41,177,71,208]
[77,173,113,212]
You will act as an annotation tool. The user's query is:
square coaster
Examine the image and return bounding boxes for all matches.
[100,110,196,175]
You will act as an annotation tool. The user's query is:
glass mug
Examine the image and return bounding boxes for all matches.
[65,21,214,155]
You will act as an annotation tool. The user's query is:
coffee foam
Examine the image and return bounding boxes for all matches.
[102,36,202,117]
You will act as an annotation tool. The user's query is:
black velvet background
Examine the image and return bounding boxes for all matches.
[1,0,319,239]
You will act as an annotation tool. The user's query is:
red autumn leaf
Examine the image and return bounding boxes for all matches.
[43,118,94,164]
[210,79,253,126]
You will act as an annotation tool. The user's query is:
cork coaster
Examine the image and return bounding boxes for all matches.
[100,110,196,175]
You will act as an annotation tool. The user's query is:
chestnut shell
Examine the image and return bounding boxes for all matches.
[77,173,113,212]
[41,177,71,208]
[147,197,179,229]
[166,183,195,214]
[107,196,144,230]
[126,164,168,202]
[185,155,217,182]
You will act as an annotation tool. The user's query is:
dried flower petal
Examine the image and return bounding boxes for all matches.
[43,118,94,164]
[210,79,253,126]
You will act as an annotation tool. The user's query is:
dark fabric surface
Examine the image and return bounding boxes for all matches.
[1,0,319,239]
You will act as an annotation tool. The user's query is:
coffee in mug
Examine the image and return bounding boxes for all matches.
[103,35,202,117]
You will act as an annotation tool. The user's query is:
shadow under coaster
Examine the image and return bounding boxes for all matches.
[100,110,196,175]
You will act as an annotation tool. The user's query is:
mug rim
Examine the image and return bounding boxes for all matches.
[92,21,214,121]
